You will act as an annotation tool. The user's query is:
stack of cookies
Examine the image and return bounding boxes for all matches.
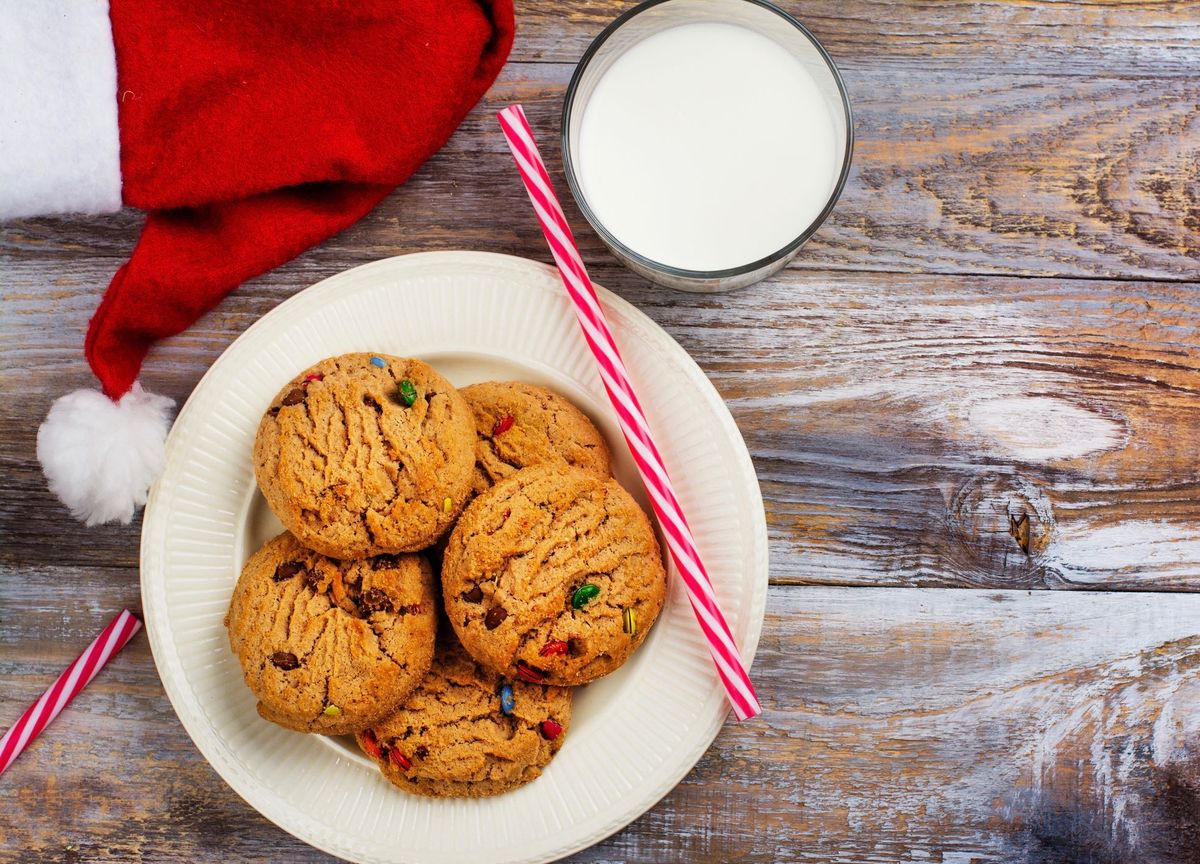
[224,354,667,798]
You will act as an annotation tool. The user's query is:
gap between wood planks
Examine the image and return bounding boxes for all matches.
[6,259,1200,589]
[510,0,1200,79]
[6,59,1200,283]
[9,248,1200,285]
[3,584,1200,863]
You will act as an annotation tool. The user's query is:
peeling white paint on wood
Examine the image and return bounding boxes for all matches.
[6,578,1200,862]
[3,4,1200,860]
[966,396,1126,461]
[1046,520,1200,584]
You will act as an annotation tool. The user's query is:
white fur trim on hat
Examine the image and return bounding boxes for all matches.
[0,0,122,219]
[37,384,175,526]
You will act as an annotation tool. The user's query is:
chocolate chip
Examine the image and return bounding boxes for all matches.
[280,388,306,406]
[360,588,393,615]
[303,569,321,592]
[463,584,484,603]
[267,406,281,417]
[415,745,429,760]
[371,554,402,571]
[273,561,304,581]
[484,606,508,630]
[271,651,300,670]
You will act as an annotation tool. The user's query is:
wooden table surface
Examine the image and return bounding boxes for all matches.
[3,2,1199,861]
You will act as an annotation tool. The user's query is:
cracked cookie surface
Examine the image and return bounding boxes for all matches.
[355,634,572,797]
[225,532,437,735]
[442,464,667,686]
[253,354,474,559]
[461,381,611,495]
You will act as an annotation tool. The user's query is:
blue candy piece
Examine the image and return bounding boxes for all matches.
[500,684,515,715]
[369,356,387,368]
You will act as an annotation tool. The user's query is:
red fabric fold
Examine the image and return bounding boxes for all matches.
[85,183,391,398]
[87,0,514,398]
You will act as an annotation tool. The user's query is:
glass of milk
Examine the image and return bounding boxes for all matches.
[562,0,853,292]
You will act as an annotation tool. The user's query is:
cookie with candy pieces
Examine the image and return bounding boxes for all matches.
[253,354,475,560]
[225,532,436,735]
[442,464,667,686]
[356,634,572,797]
[461,380,611,495]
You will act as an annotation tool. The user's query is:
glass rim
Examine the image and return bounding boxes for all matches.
[560,0,856,282]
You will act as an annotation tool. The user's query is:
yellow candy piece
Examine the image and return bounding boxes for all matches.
[443,497,453,514]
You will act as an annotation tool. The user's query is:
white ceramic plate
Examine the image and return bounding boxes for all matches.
[140,251,768,864]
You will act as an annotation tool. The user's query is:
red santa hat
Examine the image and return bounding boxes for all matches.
[5,0,514,525]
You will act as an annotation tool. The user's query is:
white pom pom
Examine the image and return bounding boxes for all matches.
[37,382,175,526]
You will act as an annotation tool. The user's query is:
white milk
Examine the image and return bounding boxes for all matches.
[577,21,840,272]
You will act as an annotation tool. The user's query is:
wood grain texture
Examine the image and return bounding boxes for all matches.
[5,60,1199,281]
[4,582,1200,863]
[511,0,1200,76]
[5,262,1198,590]
[2,2,1199,861]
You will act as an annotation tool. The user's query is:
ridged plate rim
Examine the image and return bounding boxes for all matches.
[140,251,768,864]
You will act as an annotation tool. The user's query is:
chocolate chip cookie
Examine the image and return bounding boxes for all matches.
[442,464,667,686]
[461,381,611,495]
[225,532,436,735]
[355,634,572,797]
[253,354,475,559]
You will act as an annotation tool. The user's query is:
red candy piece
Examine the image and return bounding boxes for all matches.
[303,373,324,383]
[539,640,569,657]
[540,719,563,740]
[491,414,515,437]
[389,749,412,771]
[515,661,546,683]
[361,729,382,760]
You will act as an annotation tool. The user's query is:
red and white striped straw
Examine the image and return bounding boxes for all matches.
[498,104,762,720]
[0,609,141,777]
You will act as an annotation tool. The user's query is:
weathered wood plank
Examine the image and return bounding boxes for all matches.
[4,579,1199,862]
[511,0,1200,77]
[4,260,1198,590]
[2,5,1196,863]
[4,62,1195,282]
[4,61,1198,282]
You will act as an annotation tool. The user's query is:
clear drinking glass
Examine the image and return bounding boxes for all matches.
[561,0,853,292]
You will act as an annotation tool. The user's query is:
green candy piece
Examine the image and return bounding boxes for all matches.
[323,704,342,717]
[397,379,418,407]
[571,583,601,609]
